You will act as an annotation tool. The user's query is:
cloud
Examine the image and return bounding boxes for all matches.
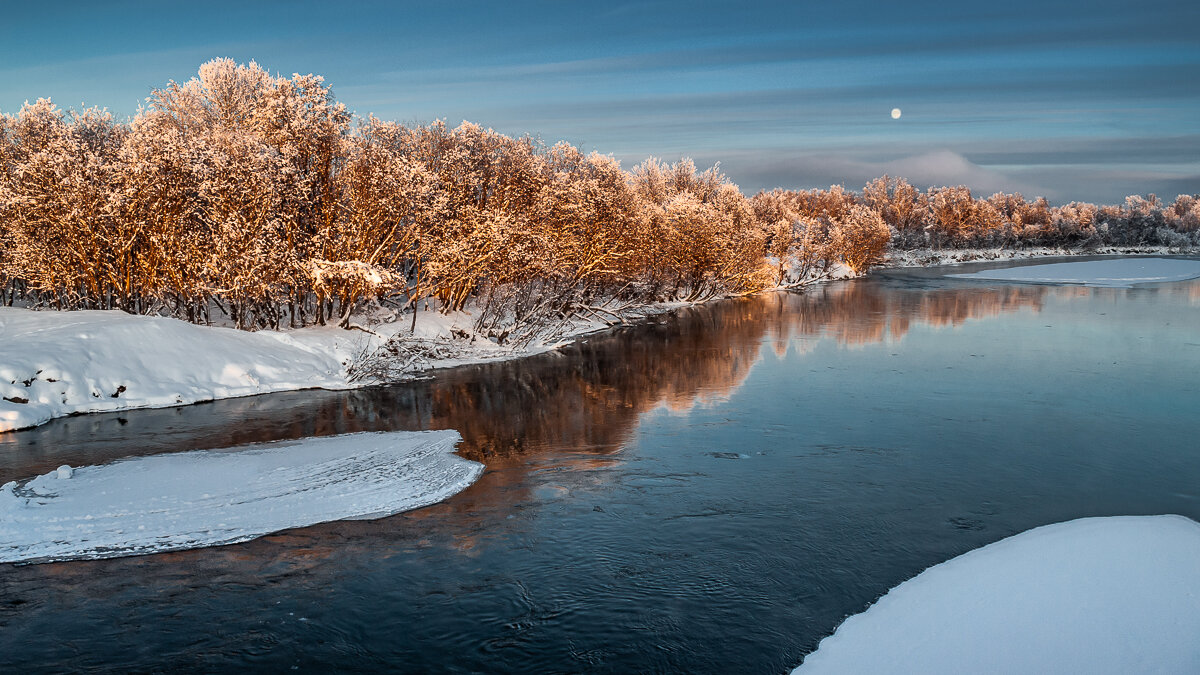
[705,149,1044,198]
[1007,167,1200,204]
[880,151,1033,194]
[701,147,1200,204]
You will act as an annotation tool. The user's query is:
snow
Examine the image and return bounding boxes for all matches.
[947,257,1200,287]
[0,307,353,432]
[0,430,482,564]
[0,299,683,432]
[794,515,1200,674]
[6,254,1193,433]
[885,245,1200,269]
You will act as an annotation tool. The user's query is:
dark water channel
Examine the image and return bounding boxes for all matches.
[2,258,1199,673]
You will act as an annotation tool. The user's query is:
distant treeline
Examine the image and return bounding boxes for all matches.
[757,179,1200,251]
[1,59,1197,333]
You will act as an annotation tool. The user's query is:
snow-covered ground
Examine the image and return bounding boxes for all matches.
[0,307,353,432]
[794,515,1200,674]
[886,244,1199,268]
[947,257,1200,287]
[0,301,668,433]
[4,251,1197,433]
[0,430,481,563]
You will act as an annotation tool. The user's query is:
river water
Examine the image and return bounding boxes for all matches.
[2,258,1199,673]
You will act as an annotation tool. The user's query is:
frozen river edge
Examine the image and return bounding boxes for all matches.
[0,430,483,564]
[946,256,1200,287]
[0,298,690,433]
[4,252,1198,434]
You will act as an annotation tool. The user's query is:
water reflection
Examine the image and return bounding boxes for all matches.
[779,281,1047,351]
[1,279,1053,480]
[2,265,1199,674]
[0,279,1065,575]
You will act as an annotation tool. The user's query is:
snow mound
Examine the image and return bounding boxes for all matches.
[0,307,352,432]
[0,430,482,564]
[794,515,1200,674]
[948,257,1200,287]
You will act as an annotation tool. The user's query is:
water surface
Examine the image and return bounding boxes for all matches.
[2,258,1198,673]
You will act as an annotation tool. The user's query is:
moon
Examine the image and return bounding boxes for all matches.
[891,108,902,119]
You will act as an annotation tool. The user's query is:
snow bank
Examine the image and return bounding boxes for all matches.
[947,257,1200,287]
[0,308,354,432]
[0,299,682,432]
[886,245,1200,269]
[794,515,1200,674]
[0,430,481,564]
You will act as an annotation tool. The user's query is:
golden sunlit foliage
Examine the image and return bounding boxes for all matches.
[753,174,1200,270]
[0,61,780,334]
[2,59,1198,335]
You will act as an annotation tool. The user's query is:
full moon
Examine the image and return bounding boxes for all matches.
[891,108,902,119]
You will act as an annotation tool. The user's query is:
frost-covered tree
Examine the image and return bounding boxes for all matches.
[3,59,1198,330]
[830,204,891,274]
[0,100,139,310]
[0,112,14,303]
[927,186,985,247]
[631,158,770,299]
[313,117,444,326]
[1166,195,1200,232]
[130,58,354,328]
[864,176,926,247]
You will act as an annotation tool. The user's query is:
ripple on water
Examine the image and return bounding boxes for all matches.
[3,268,1200,673]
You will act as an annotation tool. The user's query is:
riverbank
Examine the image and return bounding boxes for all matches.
[884,244,1200,268]
[0,296,696,433]
[5,248,1198,433]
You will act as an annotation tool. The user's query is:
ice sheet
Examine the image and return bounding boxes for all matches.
[0,430,482,563]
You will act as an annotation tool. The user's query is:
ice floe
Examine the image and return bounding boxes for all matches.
[0,430,481,564]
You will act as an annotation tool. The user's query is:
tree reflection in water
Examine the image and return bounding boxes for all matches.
[1,278,1050,481]
[0,277,1055,569]
[5,272,1199,675]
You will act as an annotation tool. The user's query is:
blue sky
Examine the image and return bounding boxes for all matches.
[2,0,1198,203]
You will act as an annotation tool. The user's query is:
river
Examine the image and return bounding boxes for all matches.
[2,258,1199,673]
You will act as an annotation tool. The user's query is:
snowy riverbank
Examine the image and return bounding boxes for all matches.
[0,307,347,432]
[0,300,680,433]
[794,515,1200,674]
[948,256,1200,287]
[0,430,481,563]
[884,244,1200,268]
[4,251,1199,433]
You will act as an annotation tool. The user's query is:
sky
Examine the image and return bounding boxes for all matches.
[2,0,1198,204]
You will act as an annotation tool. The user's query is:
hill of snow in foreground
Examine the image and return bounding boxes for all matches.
[794,515,1200,674]
[0,430,482,564]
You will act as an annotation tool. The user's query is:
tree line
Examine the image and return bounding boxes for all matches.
[1,59,1197,335]
[751,178,1200,256]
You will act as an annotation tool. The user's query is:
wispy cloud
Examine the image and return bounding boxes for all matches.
[701,149,1042,197]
